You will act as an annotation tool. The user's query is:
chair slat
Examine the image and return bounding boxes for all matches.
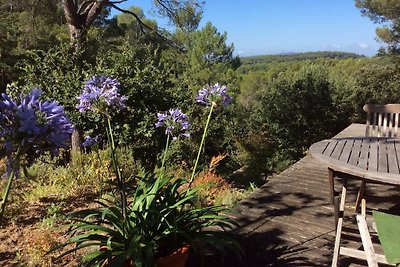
[383,113,388,137]
[363,104,400,139]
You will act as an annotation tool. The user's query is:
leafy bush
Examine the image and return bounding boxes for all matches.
[93,43,179,166]
[12,44,91,123]
[236,65,342,173]
[351,64,400,117]
[230,130,275,184]
[190,171,232,206]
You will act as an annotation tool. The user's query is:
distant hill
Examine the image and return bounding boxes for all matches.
[237,51,364,73]
[240,51,363,65]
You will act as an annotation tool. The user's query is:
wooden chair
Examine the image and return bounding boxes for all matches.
[336,214,397,267]
[332,206,400,266]
[355,104,400,214]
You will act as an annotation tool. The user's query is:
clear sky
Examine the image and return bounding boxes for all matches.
[112,0,382,57]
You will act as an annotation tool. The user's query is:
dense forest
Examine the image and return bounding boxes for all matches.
[239,51,364,72]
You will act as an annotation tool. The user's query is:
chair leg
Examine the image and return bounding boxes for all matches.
[332,182,347,267]
[355,180,366,213]
[361,198,366,217]
[334,195,340,230]
[356,215,379,267]
[328,168,335,205]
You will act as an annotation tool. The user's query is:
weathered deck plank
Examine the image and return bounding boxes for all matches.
[202,124,400,267]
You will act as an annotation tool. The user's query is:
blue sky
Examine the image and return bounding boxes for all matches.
[112,0,382,57]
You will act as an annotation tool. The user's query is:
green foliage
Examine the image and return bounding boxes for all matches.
[154,0,204,32]
[351,63,400,116]
[12,44,91,124]
[181,22,240,89]
[47,73,241,266]
[14,42,179,167]
[266,67,338,155]
[233,55,400,178]
[236,65,342,172]
[6,0,400,187]
[230,130,275,183]
[0,0,67,90]
[116,6,159,43]
[4,5,241,173]
[355,0,400,53]
[93,43,179,165]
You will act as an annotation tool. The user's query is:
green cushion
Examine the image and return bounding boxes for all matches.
[373,211,400,264]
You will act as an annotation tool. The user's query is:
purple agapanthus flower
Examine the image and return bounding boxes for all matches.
[196,83,232,107]
[77,75,127,113]
[81,135,100,147]
[155,108,190,140]
[0,89,74,177]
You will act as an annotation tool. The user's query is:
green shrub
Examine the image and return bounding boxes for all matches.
[233,64,350,177]
[352,64,400,117]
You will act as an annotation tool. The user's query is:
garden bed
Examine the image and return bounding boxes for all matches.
[0,188,100,266]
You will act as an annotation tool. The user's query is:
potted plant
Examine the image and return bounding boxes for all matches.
[55,173,239,267]
[50,76,241,266]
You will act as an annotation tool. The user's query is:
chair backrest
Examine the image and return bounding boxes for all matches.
[363,104,400,138]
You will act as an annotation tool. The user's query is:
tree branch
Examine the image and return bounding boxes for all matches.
[110,4,151,34]
[154,0,179,22]
[110,4,180,51]
[153,0,204,32]
[62,0,79,27]
[109,0,127,4]
[85,0,109,28]
[77,0,96,15]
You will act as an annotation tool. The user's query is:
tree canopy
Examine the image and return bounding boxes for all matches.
[61,0,203,49]
[355,0,400,53]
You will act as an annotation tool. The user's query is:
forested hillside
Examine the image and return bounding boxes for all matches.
[239,51,363,73]
[236,52,400,173]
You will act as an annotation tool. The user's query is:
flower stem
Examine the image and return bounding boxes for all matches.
[189,102,215,185]
[0,168,16,222]
[106,117,127,220]
[160,134,170,178]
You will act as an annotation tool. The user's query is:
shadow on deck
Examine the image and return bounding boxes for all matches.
[193,124,400,267]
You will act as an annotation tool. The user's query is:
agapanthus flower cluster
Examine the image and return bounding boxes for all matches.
[155,108,190,140]
[196,83,232,107]
[77,75,127,113]
[0,89,74,176]
[81,135,100,148]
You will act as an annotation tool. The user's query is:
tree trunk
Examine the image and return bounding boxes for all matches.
[62,0,109,153]
[62,0,110,47]
[71,128,82,154]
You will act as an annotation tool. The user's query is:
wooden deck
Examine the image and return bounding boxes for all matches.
[203,123,400,267]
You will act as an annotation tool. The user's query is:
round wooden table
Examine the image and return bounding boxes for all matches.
[309,137,400,186]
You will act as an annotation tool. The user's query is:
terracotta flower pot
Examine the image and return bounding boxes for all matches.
[101,244,191,267]
[155,244,191,267]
